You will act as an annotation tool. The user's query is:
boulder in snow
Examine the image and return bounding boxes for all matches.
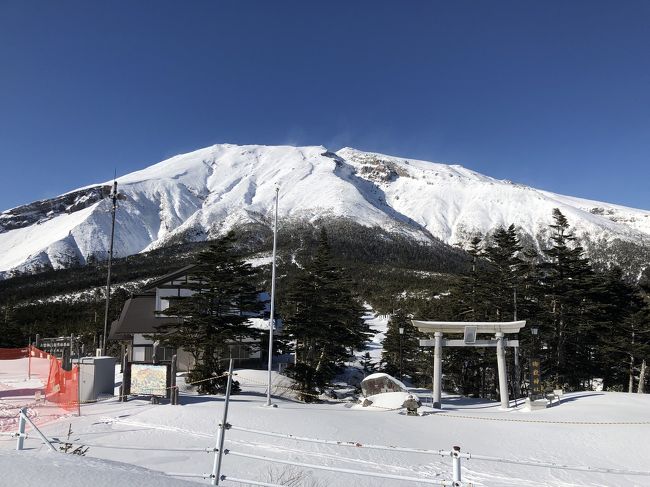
[361,372,407,397]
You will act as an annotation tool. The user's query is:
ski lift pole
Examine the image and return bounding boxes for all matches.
[211,359,234,486]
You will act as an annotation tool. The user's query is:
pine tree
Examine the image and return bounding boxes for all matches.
[538,209,597,388]
[155,233,261,394]
[449,235,493,320]
[359,352,377,377]
[381,309,421,381]
[0,304,25,348]
[593,268,649,391]
[482,224,523,320]
[283,228,370,401]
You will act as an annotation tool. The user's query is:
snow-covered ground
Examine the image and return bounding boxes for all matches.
[2,312,650,486]
[1,367,650,486]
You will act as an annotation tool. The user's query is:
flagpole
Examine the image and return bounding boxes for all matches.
[265,186,279,406]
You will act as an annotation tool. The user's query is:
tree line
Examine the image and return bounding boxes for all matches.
[2,210,648,398]
[381,209,650,396]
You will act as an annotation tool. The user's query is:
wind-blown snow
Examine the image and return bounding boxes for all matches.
[2,143,649,274]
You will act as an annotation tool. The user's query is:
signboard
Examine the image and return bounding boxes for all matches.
[530,357,542,398]
[463,326,477,344]
[130,363,169,397]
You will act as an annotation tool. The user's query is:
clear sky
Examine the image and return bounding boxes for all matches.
[1,1,649,211]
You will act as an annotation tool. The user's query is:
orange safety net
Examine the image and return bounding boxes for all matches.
[43,347,79,411]
[0,346,79,415]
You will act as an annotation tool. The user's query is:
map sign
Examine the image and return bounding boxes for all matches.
[130,364,168,397]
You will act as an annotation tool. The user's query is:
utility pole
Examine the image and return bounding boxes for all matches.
[265,185,279,407]
[399,327,404,380]
[102,180,118,356]
[513,287,520,403]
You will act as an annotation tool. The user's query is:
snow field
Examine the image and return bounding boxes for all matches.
[2,311,650,486]
[2,373,650,487]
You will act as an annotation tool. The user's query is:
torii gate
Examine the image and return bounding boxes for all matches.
[412,320,526,409]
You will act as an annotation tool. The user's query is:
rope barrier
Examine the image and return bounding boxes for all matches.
[164,472,211,479]
[225,449,454,486]
[219,475,284,487]
[48,438,214,452]
[229,425,451,456]
[433,412,650,426]
[462,452,650,477]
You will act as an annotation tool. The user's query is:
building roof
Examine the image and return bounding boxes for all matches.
[142,265,196,291]
[109,294,180,340]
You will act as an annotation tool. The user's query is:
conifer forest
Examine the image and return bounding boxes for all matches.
[1,210,648,397]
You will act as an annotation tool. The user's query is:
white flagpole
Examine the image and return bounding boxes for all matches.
[265,186,279,406]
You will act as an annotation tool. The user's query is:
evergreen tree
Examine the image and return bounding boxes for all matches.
[448,236,493,320]
[155,233,261,394]
[482,224,523,321]
[593,268,649,391]
[538,209,597,388]
[283,228,370,401]
[0,304,25,348]
[381,309,421,381]
[359,352,377,377]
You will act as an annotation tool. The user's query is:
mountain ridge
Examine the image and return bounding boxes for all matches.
[1,143,648,277]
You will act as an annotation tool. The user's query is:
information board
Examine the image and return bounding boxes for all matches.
[130,363,169,397]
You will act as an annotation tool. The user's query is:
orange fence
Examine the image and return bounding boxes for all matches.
[0,346,79,418]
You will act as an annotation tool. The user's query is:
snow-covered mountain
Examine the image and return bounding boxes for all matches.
[1,144,649,276]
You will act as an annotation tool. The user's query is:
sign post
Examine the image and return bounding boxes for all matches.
[530,357,542,400]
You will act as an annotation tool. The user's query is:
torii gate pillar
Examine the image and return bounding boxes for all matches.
[495,332,509,409]
[432,331,443,409]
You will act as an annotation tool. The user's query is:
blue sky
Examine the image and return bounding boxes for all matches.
[1,1,649,211]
